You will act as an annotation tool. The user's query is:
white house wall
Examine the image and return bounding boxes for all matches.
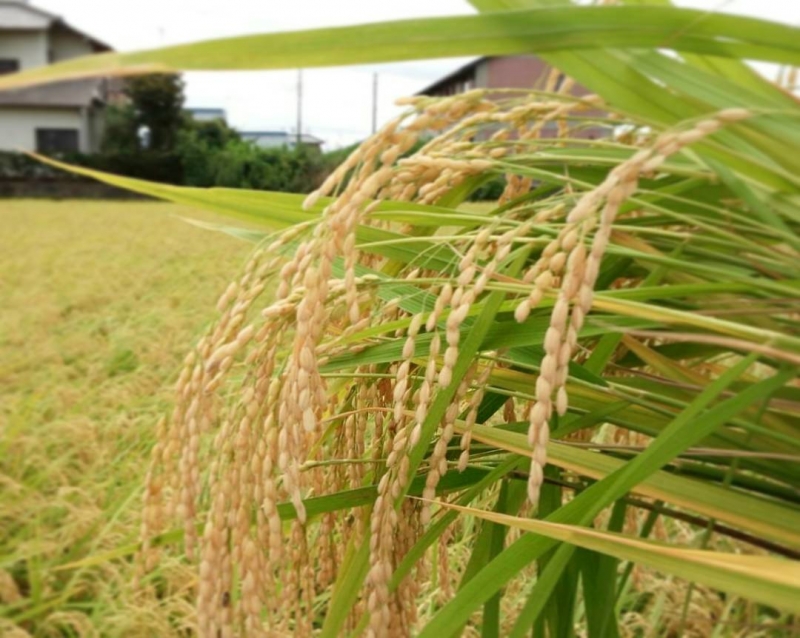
[0,30,48,69]
[0,107,86,152]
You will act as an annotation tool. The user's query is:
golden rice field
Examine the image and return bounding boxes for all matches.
[0,200,253,636]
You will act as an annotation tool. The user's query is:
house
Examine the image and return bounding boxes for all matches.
[0,0,113,153]
[241,131,324,152]
[418,55,590,98]
[418,55,603,139]
[187,107,227,123]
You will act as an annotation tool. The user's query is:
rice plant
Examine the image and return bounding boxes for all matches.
[3,1,800,636]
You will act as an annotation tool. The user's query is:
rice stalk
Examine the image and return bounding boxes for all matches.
[136,86,795,637]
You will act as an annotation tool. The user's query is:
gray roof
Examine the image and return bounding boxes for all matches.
[417,57,484,96]
[241,131,324,145]
[0,78,107,108]
[0,1,112,52]
[0,1,53,29]
[188,107,226,115]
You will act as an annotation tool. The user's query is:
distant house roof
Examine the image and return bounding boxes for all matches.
[187,107,227,120]
[0,77,107,108]
[417,57,484,96]
[0,0,112,53]
[0,0,54,29]
[241,131,325,146]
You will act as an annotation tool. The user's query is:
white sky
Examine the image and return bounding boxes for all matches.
[30,0,800,149]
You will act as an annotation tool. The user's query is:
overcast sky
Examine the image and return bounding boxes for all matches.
[30,0,800,149]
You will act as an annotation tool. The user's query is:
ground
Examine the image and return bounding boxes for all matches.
[0,200,253,636]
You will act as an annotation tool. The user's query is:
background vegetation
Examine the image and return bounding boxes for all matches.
[0,201,251,636]
[0,73,335,195]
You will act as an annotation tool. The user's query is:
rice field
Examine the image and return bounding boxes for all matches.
[0,199,797,637]
[0,200,253,636]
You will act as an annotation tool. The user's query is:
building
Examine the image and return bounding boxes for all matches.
[241,131,324,152]
[418,55,587,98]
[187,107,227,123]
[418,55,603,139]
[0,0,113,153]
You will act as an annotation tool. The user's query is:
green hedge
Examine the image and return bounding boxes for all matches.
[0,150,183,184]
[178,138,327,193]
[69,152,185,184]
[0,151,81,180]
[0,146,322,193]
[1,143,502,200]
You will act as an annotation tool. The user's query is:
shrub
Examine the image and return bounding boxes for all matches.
[100,104,141,154]
[0,151,79,180]
[178,133,326,193]
[69,151,184,184]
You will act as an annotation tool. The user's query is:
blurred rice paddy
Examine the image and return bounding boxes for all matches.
[0,200,253,636]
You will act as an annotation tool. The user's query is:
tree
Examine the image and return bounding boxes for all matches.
[100,73,186,153]
[125,73,186,151]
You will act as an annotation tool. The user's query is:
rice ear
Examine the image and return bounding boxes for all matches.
[140,93,754,636]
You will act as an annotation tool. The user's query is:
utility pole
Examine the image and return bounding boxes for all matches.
[371,72,378,135]
[296,69,303,148]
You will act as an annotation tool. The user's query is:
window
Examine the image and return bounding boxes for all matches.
[36,129,80,154]
[0,59,20,75]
